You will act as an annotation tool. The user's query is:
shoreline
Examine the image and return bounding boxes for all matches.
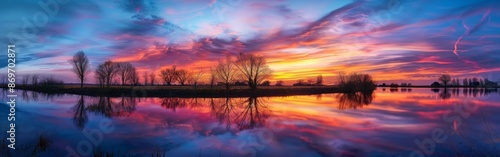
[4,85,497,98]
[6,85,360,98]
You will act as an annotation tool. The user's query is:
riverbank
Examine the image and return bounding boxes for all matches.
[7,85,371,98]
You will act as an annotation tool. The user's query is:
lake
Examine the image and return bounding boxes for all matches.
[1,88,499,157]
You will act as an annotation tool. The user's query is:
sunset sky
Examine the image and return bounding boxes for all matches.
[1,0,500,85]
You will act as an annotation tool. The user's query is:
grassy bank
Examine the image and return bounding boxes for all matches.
[7,84,360,98]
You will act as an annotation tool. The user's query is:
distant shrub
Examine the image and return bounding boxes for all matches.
[260,80,271,86]
[275,80,284,86]
[39,76,64,86]
[337,73,376,93]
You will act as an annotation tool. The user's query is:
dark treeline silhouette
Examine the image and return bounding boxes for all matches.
[337,73,376,93]
[292,75,324,86]
[89,52,274,91]
[379,82,412,87]
[18,74,65,87]
[431,74,499,88]
[95,60,140,88]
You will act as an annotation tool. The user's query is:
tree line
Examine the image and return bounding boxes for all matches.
[69,51,274,90]
[432,74,499,87]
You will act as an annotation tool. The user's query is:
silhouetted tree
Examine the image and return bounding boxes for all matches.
[438,74,451,87]
[160,66,177,85]
[431,82,441,87]
[235,53,272,90]
[260,80,271,86]
[142,72,149,85]
[275,80,284,86]
[149,72,156,85]
[209,69,217,90]
[293,79,307,86]
[214,55,237,90]
[70,51,90,88]
[463,78,468,87]
[22,74,30,85]
[316,75,323,86]
[337,72,376,92]
[95,60,118,88]
[31,74,39,86]
[176,69,190,85]
[189,69,205,89]
[116,62,135,85]
[128,67,140,85]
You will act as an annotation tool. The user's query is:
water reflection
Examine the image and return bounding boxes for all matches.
[72,95,87,130]
[3,88,500,156]
[86,96,137,118]
[161,98,188,111]
[380,88,500,99]
[211,97,237,130]
[235,97,270,130]
[20,90,65,102]
[161,97,271,130]
[439,89,452,100]
[337,91,374,110]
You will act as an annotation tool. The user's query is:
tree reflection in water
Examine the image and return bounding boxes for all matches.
[72,95,88,130]
[20,90,63,102]
[439,89,451,100]
[161,98,188,112]
[86,96,137,118]
[160,97,271,130]
[211,97,238,130]
[234,97,270,130]
[337,91,374,110]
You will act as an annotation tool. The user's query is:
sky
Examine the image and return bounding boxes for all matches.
[1,0,500,85]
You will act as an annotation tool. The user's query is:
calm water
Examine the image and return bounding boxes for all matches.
[1,88,500,157]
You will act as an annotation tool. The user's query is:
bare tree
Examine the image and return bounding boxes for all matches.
[116,62,135,85]
[149,72,156,85]
[128,67,140,85]
[95,70,106,87]
[142,72,149,85]
[438,74,451,87]
[31,74,39,86]
[209,68,217,90]
[316,75,323,86]
[189,69,205,89]
[22,74,30,86]
[337,72,376,92]
[235,53,272,90]
[176,69,190,85]
[95,60,118,88]
[159,66,177,85]
[214,55,237,90]
[70,51,90,88]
